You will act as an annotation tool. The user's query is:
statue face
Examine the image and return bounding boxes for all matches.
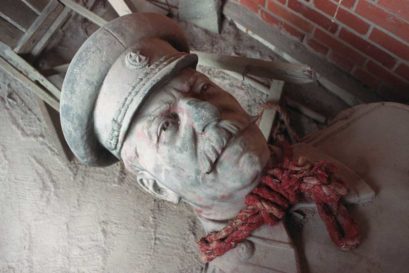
[121,68,269,213]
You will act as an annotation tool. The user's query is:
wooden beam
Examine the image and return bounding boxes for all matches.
[194,51,315,84]
[0,0,38,32]
[0,42,60,100]
[0,18,24,49]
[59,0,107,27]
[15,0,64,54]
[22,0,50,14]
[31,6,71,56]
[0,57,59,111]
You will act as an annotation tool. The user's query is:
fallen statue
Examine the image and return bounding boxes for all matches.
[60,12,365,273]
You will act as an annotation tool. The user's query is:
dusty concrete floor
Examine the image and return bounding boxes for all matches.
[0,2,376,273]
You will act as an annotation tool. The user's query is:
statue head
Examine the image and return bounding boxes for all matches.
[61,13,269,220]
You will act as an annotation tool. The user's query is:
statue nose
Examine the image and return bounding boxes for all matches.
[178,98,220,132]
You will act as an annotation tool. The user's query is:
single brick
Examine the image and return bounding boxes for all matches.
[395,63,409,80]
[370,28,409,61]
[314,28,366,65]
[267,0,313,33]
[339,28,396,68]
[366,60,407,87]
[260,9,305,41]
[305,38,329,55]
[356,0,409,43]
[328,52,355,72]
[287,0,338,33]
[239,0,265,13]
[314,0,370,34]
[378,0,409,22]
[352,67,381,88]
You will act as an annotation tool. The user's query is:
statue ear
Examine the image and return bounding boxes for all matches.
[136,171,180,204]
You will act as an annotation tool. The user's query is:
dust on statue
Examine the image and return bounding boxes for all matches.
[198,141,360,262]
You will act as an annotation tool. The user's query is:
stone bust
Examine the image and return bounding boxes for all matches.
[61,13,294,273]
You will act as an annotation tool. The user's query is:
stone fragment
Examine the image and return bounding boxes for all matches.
[179,0,222,33]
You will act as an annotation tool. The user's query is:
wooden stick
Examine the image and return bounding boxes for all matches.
[258,80,285,140]
[0,58,59,111]
[0,42,61,100]
[58,0,107,27]
[15,0,63,54]
[193,51,315,84]
[107,0,132,16]
[21,0,42,15]
[32,6,71,56]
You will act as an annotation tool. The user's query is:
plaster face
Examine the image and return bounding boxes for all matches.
[121,68,269,217]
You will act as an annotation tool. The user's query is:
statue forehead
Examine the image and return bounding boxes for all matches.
[135,68,212,116]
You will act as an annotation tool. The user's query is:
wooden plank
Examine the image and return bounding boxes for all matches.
[0,18,24,48]
[31,6,71,56]
[0,42,60,99]
[59,0,107,27]
[22,0,51,14]
[0,0,38,32]
[0,57,59,111]
[15,0,63,54]
[194,51,315,84]
[107,0,132,16]
[258,80,285,140]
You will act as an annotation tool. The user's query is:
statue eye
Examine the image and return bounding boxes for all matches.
[161,121,170,132]
[157,112,179,141]
[200,83,211,93]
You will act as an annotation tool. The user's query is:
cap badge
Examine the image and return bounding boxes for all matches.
[125,51,149,69]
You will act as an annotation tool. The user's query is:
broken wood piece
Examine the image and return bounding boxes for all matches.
[59,0,107,27]
[258,80,285,140]
[107,0,169,16]
[0,42,61,100]
[0,57,59,111]
[193,51,315,84]
[107,0,132,16]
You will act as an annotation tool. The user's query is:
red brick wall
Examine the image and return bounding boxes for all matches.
[236,0,409,99]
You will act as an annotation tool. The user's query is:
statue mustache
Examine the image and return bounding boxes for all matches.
[198,117,256,174]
